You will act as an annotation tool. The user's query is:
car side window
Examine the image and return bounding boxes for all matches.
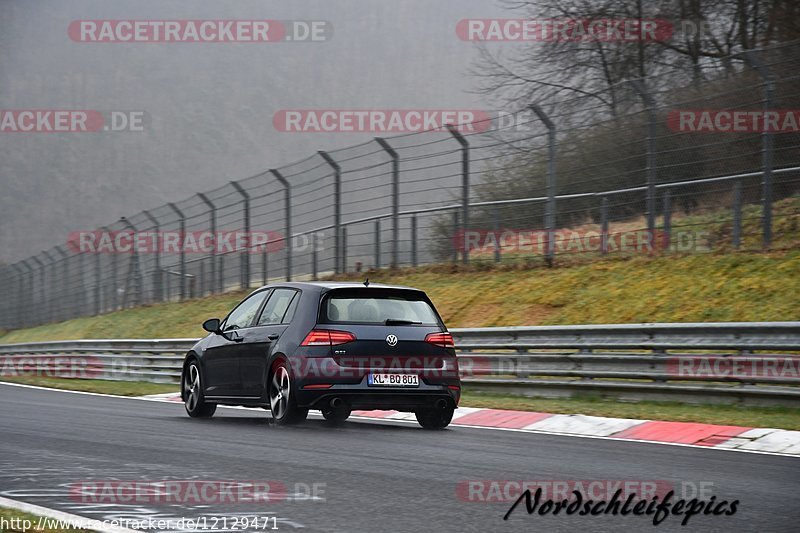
[223,291,270,331]
[257,289,299,325]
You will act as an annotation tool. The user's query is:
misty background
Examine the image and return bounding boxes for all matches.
[0,0,508,263]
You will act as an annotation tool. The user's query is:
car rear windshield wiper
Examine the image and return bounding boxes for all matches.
[385,318,422,325]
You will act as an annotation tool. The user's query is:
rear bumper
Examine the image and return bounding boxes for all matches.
[296,377,460,411]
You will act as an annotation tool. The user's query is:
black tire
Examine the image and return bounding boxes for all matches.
[321,407,352,422]
[269,361,308,425]
[182,360,216,418]
[415,405,454,429]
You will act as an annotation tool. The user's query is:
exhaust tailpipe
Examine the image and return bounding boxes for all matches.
[435,398,448,410]
[330,397,343,409]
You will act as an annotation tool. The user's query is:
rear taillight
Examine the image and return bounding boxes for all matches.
[425,331,454,348]
[301,329,356,346]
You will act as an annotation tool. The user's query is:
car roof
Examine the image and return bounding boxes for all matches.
[249,281,424,294]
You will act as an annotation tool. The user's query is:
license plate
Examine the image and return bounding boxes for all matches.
[368,373,419,387]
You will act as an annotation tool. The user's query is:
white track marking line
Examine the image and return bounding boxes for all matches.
[1,381,797,458]
[0,495,138,533]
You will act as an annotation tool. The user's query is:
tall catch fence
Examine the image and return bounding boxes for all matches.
[1,42,798,329]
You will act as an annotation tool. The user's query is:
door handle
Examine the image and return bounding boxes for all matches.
[268,334,280,340]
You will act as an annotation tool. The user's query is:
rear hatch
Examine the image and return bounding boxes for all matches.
[317,288,456,375]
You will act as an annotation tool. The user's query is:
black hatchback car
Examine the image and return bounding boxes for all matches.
[181,282,460,428]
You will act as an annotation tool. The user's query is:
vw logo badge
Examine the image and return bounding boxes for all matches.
[386,334,398,347]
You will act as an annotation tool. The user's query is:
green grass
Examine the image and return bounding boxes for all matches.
[0,375,176,396]
[2,376,797,430]
[1,251,798,342]
[0,508,85,533]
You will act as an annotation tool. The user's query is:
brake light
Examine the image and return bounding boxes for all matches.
[301,329,356,346]
[425,332,454,348]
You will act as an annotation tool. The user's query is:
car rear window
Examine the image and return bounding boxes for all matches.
[321,289,440,325]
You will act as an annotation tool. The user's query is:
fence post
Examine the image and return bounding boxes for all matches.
[531,105,557,266]
[492,208,501,262]
[142,210,162,302]
[10,264,25,328]
[452,211,459,264]
[601,196,609,255]
[120,217,142,308]
[20,261,34,327]
[55,246,69,321]
[166,204,186,300]
[312,233,318,280]
[261,247,268,286]
[30,255,45,325]
[375,138,400,268]
[341,226,348,273]
[411,215,418,267]
[93,247,101,314]
[230,181,251,289]
[270,169,292,281]
[42,250,58,324]
[319,151,342,274]
[629,80,657,235]
[197,193,217,294]
[663,189,672,251]
[374,219,381,269]
[733,180,742,249]
[446,124,470,265]
[743,51,774,249]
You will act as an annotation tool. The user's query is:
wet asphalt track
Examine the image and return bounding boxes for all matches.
[1,383,798,533]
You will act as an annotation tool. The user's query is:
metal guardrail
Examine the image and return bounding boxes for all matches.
[1,322,798,406]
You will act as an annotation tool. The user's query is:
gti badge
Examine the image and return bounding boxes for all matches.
[386,334,398,347]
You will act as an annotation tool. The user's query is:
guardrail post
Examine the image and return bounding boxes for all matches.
[629,80,657,235]
[663,189,672,251]
[197,193,217,294]
[375,138,400,269]
[270,169,292,281]
[374,219,381,269]
[446,124,470,265]
[319,151,342,274]
[230,181,251,289]
[142,210,162,302]
[733,180,742,249]
[165,204,186,300]
[600,196,609,255]
[743,51,774,249]
[531,105,556,266]
[410,215,418,267]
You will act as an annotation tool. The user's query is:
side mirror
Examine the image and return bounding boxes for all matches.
[202,318,221,334]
